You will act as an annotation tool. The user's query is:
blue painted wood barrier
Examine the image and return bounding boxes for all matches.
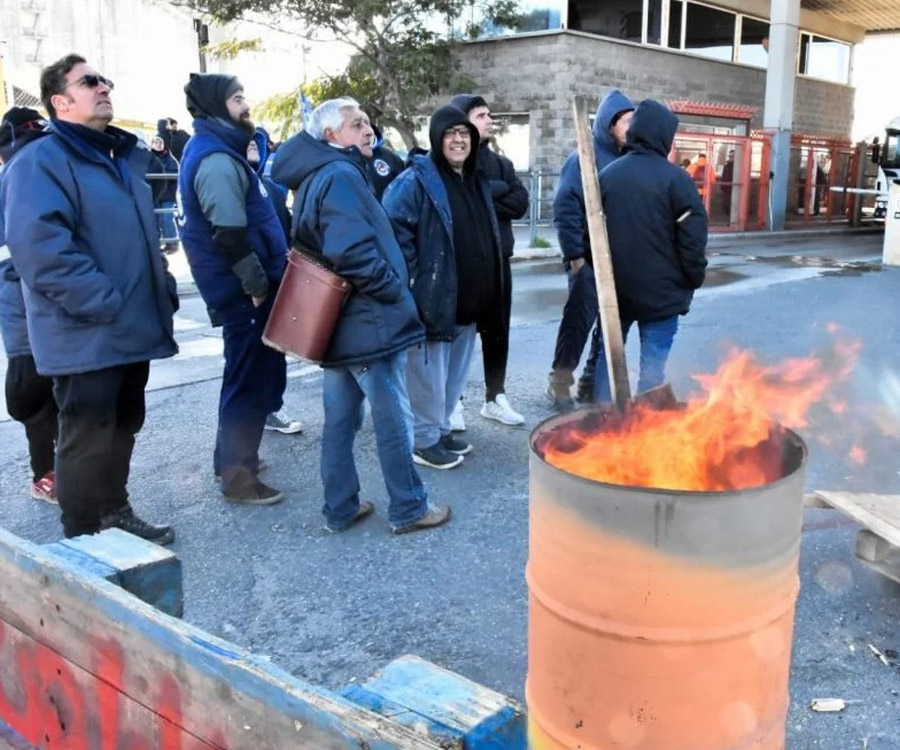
[0,527,525,749]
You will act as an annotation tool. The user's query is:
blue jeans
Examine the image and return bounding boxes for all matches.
[594,315,679,403]
[321,350,428,530]
[156,201,178,244]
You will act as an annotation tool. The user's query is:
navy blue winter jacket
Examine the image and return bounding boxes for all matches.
[179,118,287,325]
[0,211,29,357]
[600,100,708,322]
[271,131,424,367]
[553,88,634,263]
[0,121,178,375]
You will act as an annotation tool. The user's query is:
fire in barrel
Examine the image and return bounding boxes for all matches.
[527,342,859,750]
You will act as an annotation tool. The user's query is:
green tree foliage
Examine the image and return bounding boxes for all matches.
[173,0,522,147]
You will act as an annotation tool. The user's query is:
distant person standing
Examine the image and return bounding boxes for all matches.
[0,107,58,504]
[450,94,529,428]
[2,54,179,543]
[158,117,190,161]
[148,135,180,254]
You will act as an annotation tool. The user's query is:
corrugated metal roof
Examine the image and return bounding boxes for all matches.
[803,0,898,32]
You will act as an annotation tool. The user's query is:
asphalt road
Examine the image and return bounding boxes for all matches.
[1,229,898,748]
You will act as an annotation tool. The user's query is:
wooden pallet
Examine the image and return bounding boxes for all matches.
[804,491,900,584]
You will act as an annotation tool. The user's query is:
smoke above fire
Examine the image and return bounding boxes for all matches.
[539,336,862,492]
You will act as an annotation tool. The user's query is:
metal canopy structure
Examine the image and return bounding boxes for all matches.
[803,0,898,32]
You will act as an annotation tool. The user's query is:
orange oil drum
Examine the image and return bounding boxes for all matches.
[527,409,808,750]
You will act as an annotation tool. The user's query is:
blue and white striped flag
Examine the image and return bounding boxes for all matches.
[299,90,314,128]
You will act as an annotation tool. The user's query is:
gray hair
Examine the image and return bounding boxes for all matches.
[307,97,360,140]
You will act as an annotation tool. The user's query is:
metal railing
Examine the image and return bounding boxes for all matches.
[514,170,561,245]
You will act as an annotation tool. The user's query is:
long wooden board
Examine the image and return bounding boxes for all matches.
[812,492,900,548]
[0,528,443,750]
[572,96,631,410]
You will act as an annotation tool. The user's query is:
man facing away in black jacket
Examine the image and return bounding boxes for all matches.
[449,94,529,428]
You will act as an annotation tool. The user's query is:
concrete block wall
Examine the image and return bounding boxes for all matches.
[454,30,854,171]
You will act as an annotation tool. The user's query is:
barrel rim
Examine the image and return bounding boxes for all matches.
[529,406,809,499]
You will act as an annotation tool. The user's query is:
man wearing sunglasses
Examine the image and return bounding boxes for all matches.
[0,54,179,544]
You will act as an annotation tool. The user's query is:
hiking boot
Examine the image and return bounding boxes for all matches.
[265,411,303,434]
[545,384,575,411]
[324,501,375,534]
[575,381,595,404]
[223,480,284,506]
[449,400,466,432]
[214,459,268,482]
[100,507,174,546]
[31,470,58,505]
[439,434,473,455]
[480,394,525,426]
[391,504,452,535]
[413,442,464,470]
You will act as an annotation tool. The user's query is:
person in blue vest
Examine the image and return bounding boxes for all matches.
[178,73,288,505]
[1,55,178,543]
[547,88,634,409]
[0,107,58,505]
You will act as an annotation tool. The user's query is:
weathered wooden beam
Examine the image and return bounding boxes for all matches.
[0,527,443,749]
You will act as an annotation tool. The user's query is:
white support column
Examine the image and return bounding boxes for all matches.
[763,0,801,231]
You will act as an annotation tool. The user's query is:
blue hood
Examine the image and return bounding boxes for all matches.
[592,88,634,156]
[626,99,679,158]
[271,130,368,189]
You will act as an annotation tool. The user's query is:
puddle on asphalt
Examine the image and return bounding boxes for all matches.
[703,268,748,287]
[740,254,883,275]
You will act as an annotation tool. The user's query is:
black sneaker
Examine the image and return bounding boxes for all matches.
[413,442,464,470]
[391,504,452,535]
[100,508,175,546]
[223,480,284,506]
[439,434,473,455]
[575,381,595,404]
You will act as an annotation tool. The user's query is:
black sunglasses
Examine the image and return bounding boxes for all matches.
[64,74,115,91]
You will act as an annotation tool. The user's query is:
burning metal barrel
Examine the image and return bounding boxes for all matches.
[527,407,808,750]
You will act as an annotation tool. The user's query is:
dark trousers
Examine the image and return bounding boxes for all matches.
[213,301,286,493]
[5,354,57,481]
[478,257,513,402]
[549,264,598,387]
[53,362,149,537]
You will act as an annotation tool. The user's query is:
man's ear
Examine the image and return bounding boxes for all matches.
[50,93,69,114]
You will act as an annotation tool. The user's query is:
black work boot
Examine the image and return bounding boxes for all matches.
[100,507,175,546]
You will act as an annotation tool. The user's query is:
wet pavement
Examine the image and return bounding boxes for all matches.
[1,227,899,749]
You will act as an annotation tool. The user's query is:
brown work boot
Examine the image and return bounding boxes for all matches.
[391,504,452,535]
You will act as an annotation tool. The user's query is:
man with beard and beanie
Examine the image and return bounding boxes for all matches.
[547,88,634,409]
[178,73,288,505]
[1,55,178,543]
[383,105,504,470]
[272,97,449,534]
[593,99,707,402]
[449,94,529,429]
[0,107,58,504]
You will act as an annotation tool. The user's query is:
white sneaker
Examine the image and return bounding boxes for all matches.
[264,411,303,434]
[480,394,524,426]
[449,400,466,432]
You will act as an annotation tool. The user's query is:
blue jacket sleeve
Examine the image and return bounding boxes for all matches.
[318,167,404,303]
[382,172,421,281]
[553,154,587,262]
[670,170,708,289]
[1,148,124,323]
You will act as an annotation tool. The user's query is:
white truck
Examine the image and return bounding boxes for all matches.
[871,116,900,220]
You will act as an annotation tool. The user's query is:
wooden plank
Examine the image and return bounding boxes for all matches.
[573,96,631,410]
[58,529,184,617]
[0,528,442,750]
[858,555,900,586]
[813,492,900,548]
[855,529,896,563]
[346,655,526,750]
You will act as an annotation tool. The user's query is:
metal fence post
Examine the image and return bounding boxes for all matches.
[530,170,539,247]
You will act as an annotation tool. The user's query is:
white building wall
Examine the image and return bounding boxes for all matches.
[851,31,900,141]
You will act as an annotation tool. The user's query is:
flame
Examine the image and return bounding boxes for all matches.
[541,341,860,492]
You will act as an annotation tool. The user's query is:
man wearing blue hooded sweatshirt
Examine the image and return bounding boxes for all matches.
[179,73,288,506]
[547,88,634,408]
[594,99,707,401]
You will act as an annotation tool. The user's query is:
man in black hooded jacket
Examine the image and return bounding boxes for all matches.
[593,99,707,402]
[383,105,504,471]
[449,94,529,429]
